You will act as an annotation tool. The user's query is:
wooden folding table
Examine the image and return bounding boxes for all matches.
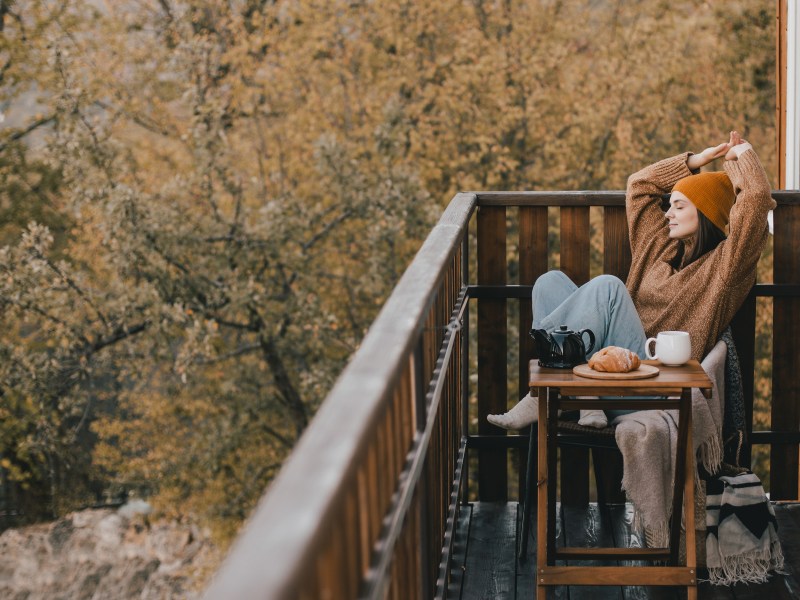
[529,359,712,599]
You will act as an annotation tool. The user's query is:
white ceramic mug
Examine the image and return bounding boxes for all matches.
[645,331,691,366]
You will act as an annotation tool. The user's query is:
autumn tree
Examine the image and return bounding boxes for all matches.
[0,0,776,543]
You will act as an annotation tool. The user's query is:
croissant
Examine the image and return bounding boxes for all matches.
[588,346,641,373]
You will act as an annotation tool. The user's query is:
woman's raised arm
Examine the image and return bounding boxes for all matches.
[686,138,738,171]
[717,138,775,286]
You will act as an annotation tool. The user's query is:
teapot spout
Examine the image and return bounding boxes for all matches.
[530,328,553,357]
[530,327,549,343]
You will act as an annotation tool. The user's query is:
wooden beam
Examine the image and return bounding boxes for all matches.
[537,566,697,586]
[518,206,548,494]
[772,199,800,500]
[777,0,788,186]
[477,205,508,500]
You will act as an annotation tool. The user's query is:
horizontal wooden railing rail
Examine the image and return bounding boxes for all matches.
[475,189,800,206]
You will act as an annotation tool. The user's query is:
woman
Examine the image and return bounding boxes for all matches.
[489,131,775,430]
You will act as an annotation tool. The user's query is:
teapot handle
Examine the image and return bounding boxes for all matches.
[580,329,595,354]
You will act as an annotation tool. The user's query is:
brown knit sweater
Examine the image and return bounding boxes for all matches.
[625,149,775,361]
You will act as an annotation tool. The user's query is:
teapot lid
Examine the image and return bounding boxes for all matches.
[553,325,574,336]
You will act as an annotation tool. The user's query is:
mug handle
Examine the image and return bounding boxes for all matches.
[580,329,595,355]
[645,337,658,360]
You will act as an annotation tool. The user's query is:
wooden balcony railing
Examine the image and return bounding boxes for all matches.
[204,190,800,600]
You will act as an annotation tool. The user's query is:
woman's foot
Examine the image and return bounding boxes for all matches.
[487,393,539,430]
[487,395,608,430]
[578,409,608,428]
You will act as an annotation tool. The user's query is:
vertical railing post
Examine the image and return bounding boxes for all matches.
[772,200,800,499]
[593,204,632,503]
[559,206,591,505]
[477,205,508,501]
[518,206,549,495]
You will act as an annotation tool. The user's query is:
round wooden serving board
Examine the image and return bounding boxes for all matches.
[572,363,659,380]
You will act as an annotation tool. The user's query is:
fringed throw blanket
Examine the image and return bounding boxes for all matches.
[614,338,728,547]
[705,471,784,585]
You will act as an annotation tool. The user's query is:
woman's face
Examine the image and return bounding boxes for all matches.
[665,191,699,239]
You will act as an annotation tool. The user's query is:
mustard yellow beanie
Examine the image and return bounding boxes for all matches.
[673,171,735,232]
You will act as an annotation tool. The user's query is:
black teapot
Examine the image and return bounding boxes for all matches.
[531,325,596,369]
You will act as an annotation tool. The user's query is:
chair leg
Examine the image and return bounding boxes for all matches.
[592,447,626,506]
[518,426,537,561]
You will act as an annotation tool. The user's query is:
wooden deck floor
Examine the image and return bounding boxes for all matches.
[448,502,800,600]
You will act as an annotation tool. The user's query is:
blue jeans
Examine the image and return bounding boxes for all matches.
[533,270,649,421]
[533,270,647,358]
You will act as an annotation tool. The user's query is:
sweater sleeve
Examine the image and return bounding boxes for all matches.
[717,149,776,286]
[626,153,695,266]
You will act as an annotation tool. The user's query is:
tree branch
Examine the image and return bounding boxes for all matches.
[92,100,173,137]
[34,251,112,330]
[194,342,260,364]
[257,333,308,437]
[302,208,353,252]
[86,321,149,355]
[0,115,56,153]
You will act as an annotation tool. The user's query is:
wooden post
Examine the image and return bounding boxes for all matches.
[602,205,632,279]
[591,205,633,504]
[777,0,788,186]
[519,206,549,494]
[772,200,800,500]
[478,205,508,501]
[560,206,590,505]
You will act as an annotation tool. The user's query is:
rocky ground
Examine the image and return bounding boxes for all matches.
[0,503,222,599]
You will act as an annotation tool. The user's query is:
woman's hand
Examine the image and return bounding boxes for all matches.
[724,130,752,160]
[687,140,731,171]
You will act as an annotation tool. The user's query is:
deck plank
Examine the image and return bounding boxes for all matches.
[446,503,473,600]
[767,503,800,598]
[606,504,683,600]
[516,502,568,600]
[515,501,538,598]
[459,502,798,600]
[562,503,623,599]
[461,502,517,600]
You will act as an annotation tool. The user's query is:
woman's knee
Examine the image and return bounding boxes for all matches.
[533,269,571,293]
[532,270,575,303]
[535,269,570,285]
[585,274,627,297]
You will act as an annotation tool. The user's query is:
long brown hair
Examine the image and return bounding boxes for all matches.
[668,210,727,270]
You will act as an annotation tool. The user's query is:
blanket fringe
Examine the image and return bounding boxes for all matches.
[698,433,723,478]
[707,538,785,586]
[628,432,722,545]
[632,510,671,549]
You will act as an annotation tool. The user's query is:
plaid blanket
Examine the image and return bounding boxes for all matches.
[705,471,784,585]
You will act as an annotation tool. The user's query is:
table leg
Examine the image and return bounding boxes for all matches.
[669,388,691,565]
[685,397,697,597]
[546,387,559,565]
[536,386,548,599]
[519,404,538,561]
